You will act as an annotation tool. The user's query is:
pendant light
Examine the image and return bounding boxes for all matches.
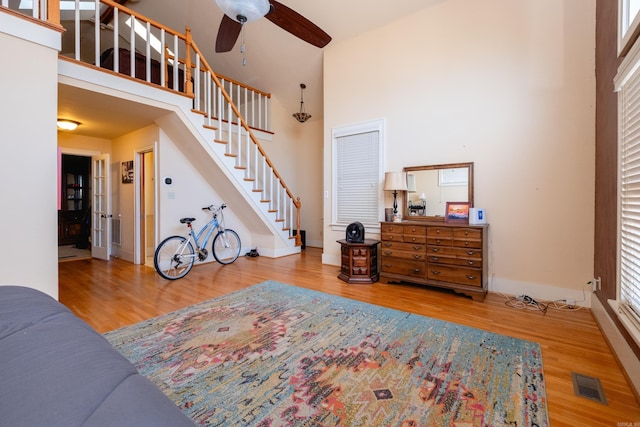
[293,83,311,123]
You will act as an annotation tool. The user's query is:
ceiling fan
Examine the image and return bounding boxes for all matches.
[215,0,331,53]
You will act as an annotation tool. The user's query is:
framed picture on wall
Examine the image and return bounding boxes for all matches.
[445,202,470,223]
[122,160,133,184]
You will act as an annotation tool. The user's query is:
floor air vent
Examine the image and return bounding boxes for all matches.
[571,372,607,404]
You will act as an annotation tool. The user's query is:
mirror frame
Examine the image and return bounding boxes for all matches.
[403,162,474,221]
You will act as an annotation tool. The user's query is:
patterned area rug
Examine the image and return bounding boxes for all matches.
[104,281,548,426]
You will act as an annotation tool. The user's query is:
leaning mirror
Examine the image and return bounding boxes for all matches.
[403,162,474,221]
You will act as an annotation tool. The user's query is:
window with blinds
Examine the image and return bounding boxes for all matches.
[615,32,640,345]
[332,119,384,228]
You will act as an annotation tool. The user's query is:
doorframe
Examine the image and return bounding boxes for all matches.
[133,143,158,265]
[58,147,101,254]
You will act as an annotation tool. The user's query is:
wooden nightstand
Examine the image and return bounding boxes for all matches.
[337,239,380,284]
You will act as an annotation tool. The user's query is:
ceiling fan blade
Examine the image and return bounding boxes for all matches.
[216,14,243,52]
[265,0,331,48]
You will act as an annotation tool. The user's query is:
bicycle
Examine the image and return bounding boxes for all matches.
[153,203,241,280]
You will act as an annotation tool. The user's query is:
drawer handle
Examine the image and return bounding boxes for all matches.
[411,237,417,242]
[431,270,441,275]
[435,229,441,234]
[431,248,440,253]
[384,264,392,268]
[384,243,393,247]
[414,269,421,273]
[464,231,469,236]
[467,250,475,255]
[413,245,421,250]
[467,261,475,265]
[383,251,393,256]
[466,275,477,280]
[413,254,422,260]
[436,239,441,244]
[464,241,470,246]
[431,256,439,261]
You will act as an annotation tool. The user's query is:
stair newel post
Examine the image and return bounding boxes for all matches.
[48,0,60,25]
[184,27,193,97]
[295,197,302,246]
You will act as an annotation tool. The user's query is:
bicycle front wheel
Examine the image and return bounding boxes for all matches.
[154,236,195,280]
[212,229,241,264]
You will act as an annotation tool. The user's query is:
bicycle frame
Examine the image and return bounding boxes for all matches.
[190,215,219,251]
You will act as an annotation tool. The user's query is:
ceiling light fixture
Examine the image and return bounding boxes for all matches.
[215,0,270,23]
[57,119,81,131]
[293,83,312,123]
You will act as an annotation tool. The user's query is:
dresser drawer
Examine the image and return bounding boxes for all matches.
[381,248,426,261]
[381,257,426,278]
[381,224,404,234]
[427,246,482,259]
[381,232,403,242]
[451,237,482,249]
[381,241,425,252]
[426,255,482,268]
[403,234,427,244]
[427,264,482,287]
[427,236,452,245]
[403,225,426,236]
[453,228,482,239]
[427,227,453,237]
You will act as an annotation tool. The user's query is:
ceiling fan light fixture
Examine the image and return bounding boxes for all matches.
[293,83,311,123]
[215,0,270,23]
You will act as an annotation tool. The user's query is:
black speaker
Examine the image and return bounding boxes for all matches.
[345,222,365,243]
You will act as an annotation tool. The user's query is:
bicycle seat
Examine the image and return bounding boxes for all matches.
[180,218,196,224]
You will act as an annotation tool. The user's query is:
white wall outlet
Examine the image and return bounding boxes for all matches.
[592,277,601,292]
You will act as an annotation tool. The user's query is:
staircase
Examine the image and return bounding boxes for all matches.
[14,0,302,256]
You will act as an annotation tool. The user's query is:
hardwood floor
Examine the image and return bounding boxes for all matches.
[59,248,640,426]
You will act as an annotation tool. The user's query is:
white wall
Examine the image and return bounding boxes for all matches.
[266,96,324,247]
[323,0,596,304]
[0,16,61,298]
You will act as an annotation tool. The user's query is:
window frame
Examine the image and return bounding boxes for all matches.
[330,118,385,232]
[619,0,640,55]
[613,31,640,348]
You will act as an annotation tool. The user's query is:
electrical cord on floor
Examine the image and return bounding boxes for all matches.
[504,294,549,314]
[500,282,593,314]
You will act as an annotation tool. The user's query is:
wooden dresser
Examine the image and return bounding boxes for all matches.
[380,221,488,301]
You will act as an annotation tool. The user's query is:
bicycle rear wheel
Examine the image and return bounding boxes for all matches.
[212,229,241,264]
[154,236,195,280]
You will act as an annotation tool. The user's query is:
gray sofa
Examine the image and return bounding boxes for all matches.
[0,285,195,427]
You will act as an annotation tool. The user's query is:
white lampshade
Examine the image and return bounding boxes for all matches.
[384,172,408,191]
[216,0,270,23]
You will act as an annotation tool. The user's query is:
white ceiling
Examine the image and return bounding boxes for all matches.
[58,0,441,138]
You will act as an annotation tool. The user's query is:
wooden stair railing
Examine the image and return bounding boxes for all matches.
[35,0,301,247]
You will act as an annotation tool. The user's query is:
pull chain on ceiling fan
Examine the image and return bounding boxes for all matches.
[214,0,331,53]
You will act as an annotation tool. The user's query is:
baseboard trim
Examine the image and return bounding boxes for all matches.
[591,295,640,400]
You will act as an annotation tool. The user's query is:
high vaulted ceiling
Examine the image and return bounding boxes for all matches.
[58,0,441,137]
[127,0,439,121]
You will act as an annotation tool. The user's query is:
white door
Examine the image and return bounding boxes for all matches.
[92,154,111,260]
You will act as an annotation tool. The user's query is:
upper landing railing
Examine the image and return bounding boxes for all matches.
[2,0,271,133]
[2,0,302,245]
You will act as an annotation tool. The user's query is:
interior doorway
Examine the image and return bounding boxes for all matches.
[136,148,156,266]
[58,154,92,262]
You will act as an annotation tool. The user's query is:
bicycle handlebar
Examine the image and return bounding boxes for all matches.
[202,203,227,212]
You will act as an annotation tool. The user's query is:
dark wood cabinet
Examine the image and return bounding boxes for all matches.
[337,239,380,284]
[58,155,90,247]
[380,221,488,301]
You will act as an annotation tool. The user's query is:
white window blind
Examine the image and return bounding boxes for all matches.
[616,41,640,340]
[335,130,380,226]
